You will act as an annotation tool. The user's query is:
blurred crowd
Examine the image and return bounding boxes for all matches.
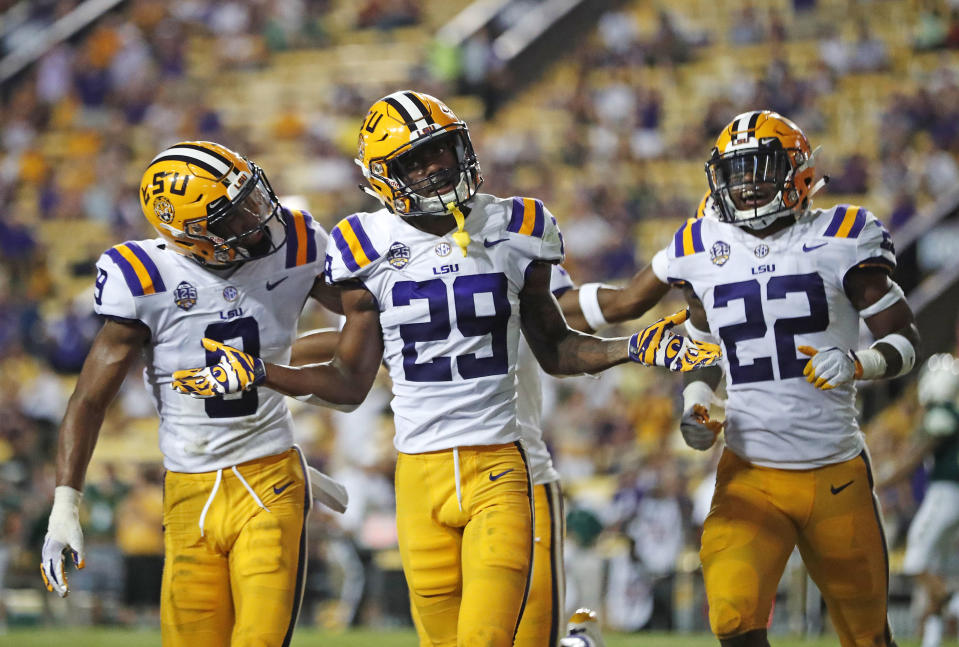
[2,0,959,635]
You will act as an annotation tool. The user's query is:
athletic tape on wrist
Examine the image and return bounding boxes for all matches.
[871,332,916,377]
[853,348,886,380]
[684,319,719,345]
[682,380,716,412]
[578,283,611,331]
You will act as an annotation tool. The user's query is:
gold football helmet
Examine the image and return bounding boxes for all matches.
[355,90,482,216]
[706,110,823,230]
[139,141,285,267]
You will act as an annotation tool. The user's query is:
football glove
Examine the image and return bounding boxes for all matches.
[798,345,862,390]
[681,404,724,450]
[172,338,266,398]
[559,608,605,647]
[628,309,722,372]
[40,486,85,597]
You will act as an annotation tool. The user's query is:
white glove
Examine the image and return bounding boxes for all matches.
[680,381,723,451]
[798,345,861,390]
[40,486,85,597]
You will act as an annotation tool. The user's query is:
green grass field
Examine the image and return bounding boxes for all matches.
[3,629,959,647]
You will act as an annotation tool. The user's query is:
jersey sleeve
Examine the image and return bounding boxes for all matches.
[504,197,565,264]
[549,264,575,296]
[325,213,385,284]
[301,210,330,280]
[651,248,669,283]
[653,218,708,287]
[93,245,139,319]
[822,206,896,276]
[854,211,896,274]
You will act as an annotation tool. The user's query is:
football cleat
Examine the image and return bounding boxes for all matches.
[559,608,605,647]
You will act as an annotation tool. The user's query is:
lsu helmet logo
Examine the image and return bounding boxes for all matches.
[154,196,175,223]
[174,280,198,311]
[710,241,730,266]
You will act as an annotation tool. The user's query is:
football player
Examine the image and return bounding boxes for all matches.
[646,111,919,647]
[39,141,346,647]
[878,354,959,647]
[171,91,721,647]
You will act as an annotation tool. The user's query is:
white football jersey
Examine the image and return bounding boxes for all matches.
[326,193,565,454]
[652,205,897,468]
[94,209,328,472]
[516,264,575,485]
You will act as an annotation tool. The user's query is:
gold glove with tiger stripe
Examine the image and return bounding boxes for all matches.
[172,338,266,398]
[628,309,722,372]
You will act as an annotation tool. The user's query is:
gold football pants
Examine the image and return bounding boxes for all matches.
[514,480,565,647]
[160,448,309,647]
[397,442,533,647]
[701,449,894,646]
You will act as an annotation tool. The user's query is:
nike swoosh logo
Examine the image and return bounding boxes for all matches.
[266,276,289,290]
[489,469,514,481]
[830,480,854,495]
[484,238,509,248]
[273,481,294,495]
[803,242,828,252]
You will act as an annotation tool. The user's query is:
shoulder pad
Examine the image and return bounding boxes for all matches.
[671,218,706,258]
[329,213,383,277]
[104,241,167,296]
[282,209,323,268]
[822,205,869,239]
[506,197,548,238]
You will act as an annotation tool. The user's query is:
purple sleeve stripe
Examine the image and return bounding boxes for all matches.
[823,205,848,237]
[530,199,544,238]
[302,211,317,263]
[284,208,300,268]
[847,208,867,238]
[125,242,166,292]
[673,224,686,257]
[508,197,525,233]
[105,247,145,296]
[690,218,705,252]
[330,227,361,273]
[346,215,380,262]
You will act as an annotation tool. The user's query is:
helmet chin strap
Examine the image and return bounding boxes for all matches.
[447,202,470,257]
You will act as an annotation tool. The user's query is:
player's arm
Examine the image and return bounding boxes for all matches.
[290,328,340,366]
[520,261,720,375]
[173,283,383,407]
[42,317,149,596]
[847,266,920,376]
[678,285,725,450]
[799,266,920,389]
[557,263,671,333]
[309,275,344,315]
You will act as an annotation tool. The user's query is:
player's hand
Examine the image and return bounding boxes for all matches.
[172,338,266,398]
[40,486,85,597]
[628,309,722,372]
[681,404,724,450]
[798,345,861,390]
